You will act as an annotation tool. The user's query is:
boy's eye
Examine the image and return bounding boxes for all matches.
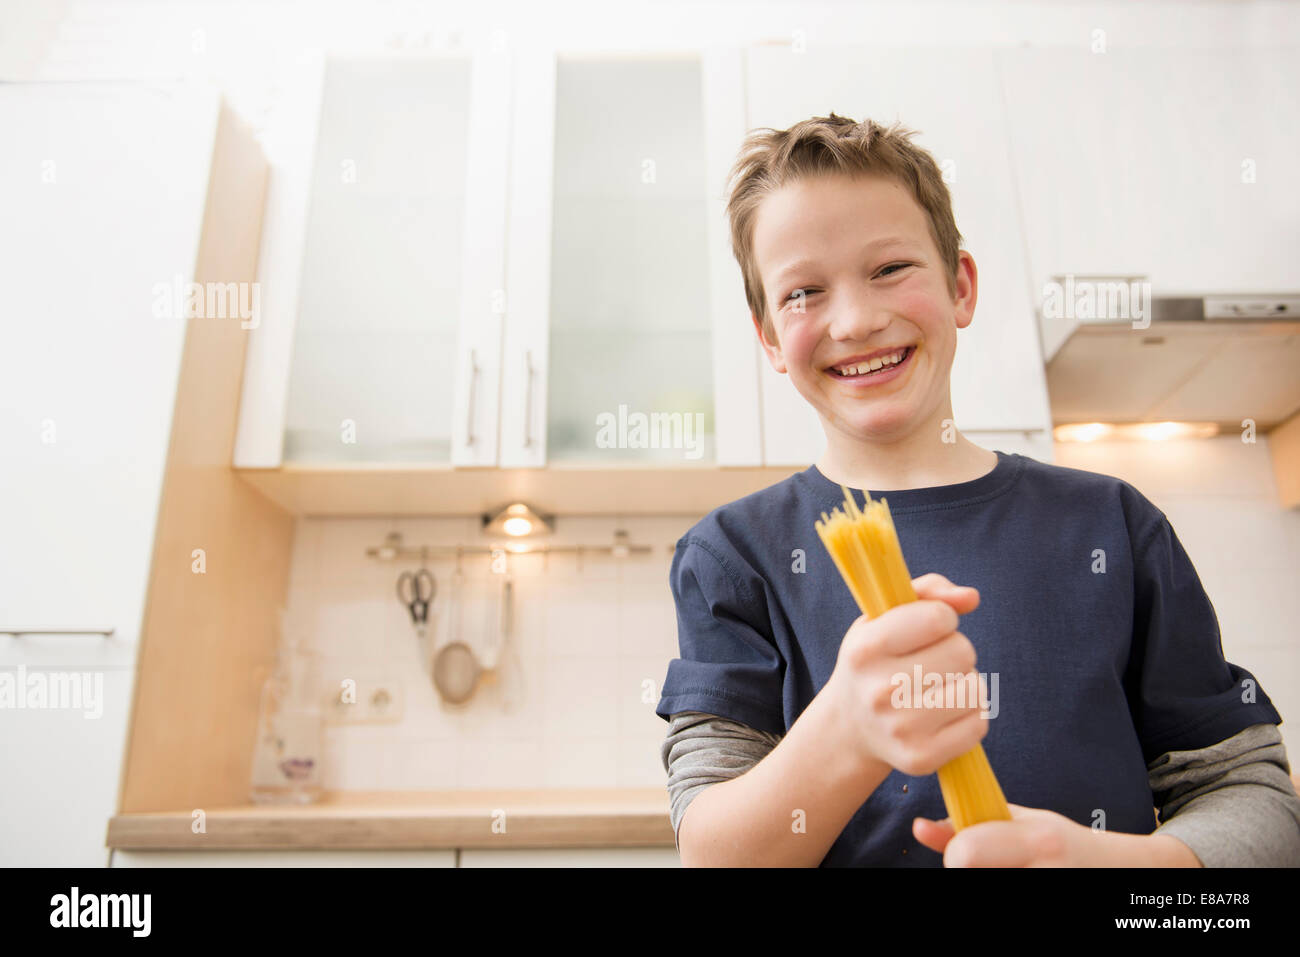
[784,264,912,303]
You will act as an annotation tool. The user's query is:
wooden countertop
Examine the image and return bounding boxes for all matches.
[106,789,675,850]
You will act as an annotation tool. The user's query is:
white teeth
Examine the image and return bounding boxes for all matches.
[835,348,908,376]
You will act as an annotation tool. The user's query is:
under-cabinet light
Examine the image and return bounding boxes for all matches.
[1053,421,1221,442]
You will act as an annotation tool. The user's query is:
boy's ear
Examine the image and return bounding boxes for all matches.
[952,250,978,330]
[751,310,787,374]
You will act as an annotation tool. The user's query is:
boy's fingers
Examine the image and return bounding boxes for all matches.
[871,599,961,657]
[943,822,1036,868]
[911,816,955,854]
[913,572,956,590]
[912,574,980,614]
[913,814,954,835]
[913,573,978,600]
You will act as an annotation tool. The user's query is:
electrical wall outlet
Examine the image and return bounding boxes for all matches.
[323,672,405,725]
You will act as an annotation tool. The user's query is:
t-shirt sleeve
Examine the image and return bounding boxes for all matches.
[1125,511,1282,764]
[655,536,786,736]
[660,711,784,851]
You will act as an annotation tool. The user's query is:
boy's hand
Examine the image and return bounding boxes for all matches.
[912,804,1079,866]
[911,805,1203,867]
[824,573,987,779]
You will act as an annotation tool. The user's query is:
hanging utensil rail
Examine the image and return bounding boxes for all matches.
[366,543,673,560]
[365,531,672,561]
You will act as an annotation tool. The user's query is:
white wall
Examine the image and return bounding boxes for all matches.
[9,1,1300,105]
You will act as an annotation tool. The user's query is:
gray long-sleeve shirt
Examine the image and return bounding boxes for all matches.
[661,711,1300,866]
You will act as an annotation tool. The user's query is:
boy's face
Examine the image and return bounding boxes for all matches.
[750,171,976,445]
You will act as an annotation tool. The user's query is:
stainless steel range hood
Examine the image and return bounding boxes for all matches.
[1041,290,1300,430]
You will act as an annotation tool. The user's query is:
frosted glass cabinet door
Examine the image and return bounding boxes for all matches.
[501,52,745,468]
[281,56,475,463]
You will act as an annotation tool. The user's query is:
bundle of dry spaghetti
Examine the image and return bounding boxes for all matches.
[814,483,1011,831]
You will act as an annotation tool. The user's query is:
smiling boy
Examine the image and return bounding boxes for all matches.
[656,114,1300,867]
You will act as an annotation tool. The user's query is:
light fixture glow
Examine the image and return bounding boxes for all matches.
[482,502,554,539]
[503,517,533,536]
[1054,422,1113,443]
[1054,421,1220,442]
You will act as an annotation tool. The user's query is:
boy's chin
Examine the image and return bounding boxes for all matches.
[788,375,923,434]
[818,404,918,439]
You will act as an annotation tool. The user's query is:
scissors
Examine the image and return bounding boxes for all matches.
[397,567,436,637]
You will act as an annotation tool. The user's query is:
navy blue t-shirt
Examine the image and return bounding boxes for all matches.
[656,450,1281,866]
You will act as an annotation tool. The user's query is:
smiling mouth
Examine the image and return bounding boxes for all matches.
[825,345,915,380]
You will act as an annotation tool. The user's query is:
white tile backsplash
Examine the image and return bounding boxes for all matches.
[285,512,692,790]
[542,733,621,789]
[542,656,620,741]
[395,736,460,789]
[618,653,679,788]
[544,581,619,657]
[457,736,546,789]
[617,579,681,661]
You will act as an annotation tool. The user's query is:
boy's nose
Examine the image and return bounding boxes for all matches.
[826,296,893,341]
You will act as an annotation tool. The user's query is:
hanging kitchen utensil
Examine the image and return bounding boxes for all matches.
[492,574,523,710]
[397,547,436,665]
[431,552,511,706]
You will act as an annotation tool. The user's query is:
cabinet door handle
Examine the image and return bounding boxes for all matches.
[523,349,535,448]
[465,348,479,447]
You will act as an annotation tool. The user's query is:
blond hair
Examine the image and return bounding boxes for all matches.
[725,113,963,344]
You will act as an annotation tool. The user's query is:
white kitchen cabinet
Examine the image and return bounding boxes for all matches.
[500,46,759,468]
[0,82,262,866]
[238,46,763,471]
[999,46,1300,305]
[238,43,1076,476]
[234,51,512,467]
[743,44,1055,465]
